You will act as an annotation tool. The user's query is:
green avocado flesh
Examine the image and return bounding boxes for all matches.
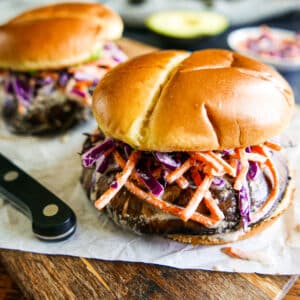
[146,11,228,39]
[88,48,103,62]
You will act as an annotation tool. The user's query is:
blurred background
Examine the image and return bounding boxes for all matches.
[0,0,299,100]
[0,0,299,26]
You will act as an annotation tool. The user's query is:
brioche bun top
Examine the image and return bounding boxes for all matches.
[93,49,294,152]
[0,2,123,70]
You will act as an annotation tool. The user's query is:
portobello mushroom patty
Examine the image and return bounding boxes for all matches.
[81,133,291,238]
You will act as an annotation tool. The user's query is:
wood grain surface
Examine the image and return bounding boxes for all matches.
[0,38,299,300]
[0,258,299,300]
[0,250,298,300]
[285,279,300,300]
[0,261,24,300]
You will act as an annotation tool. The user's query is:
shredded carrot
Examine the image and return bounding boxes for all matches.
[166,158,195,184]
[102,147,115,158]
[65,78,76,92]
[122,199,129,217]
[207,152,236,177]
[112,151,126,168]
[125,180,219,228]
[234,149,249,191]
[176,176,189,189]
[74,81,91,90]
[204,192,224,221]
[94,151,140,210]
[192,152,223,172]
[229,158,239,172]
[190,166,202,186]
[251,146,279,222]
[251,145,265,155]
[226,153,239,159]
[113,151,144,186]
[251,145,272,170]
[245,153,267,163]
[91,135,100,143]
[203,165,225,177]
[221,247,250,260]
[264,141,282,151]
[17,103,26,114]
[179,175,213,222]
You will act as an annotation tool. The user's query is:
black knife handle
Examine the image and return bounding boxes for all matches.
[0,153,76,241]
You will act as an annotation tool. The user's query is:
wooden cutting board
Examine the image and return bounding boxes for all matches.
[0,38,298,300]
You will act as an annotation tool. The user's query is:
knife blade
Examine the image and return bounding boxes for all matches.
[0,153,76,241]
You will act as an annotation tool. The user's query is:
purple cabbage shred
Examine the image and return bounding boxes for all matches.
[153,152,180,169]
[212,177,225,188]
[137,166,164,197]
[238,184,251,231]
[247,161,259,180]
[71,89,86,98]
[111,181,118,189]
[82,138,115,168]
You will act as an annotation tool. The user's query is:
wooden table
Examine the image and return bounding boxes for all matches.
[0,254,299,300]
[0,261,25,300]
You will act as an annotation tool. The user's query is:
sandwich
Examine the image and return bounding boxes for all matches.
[80,49,294,245]
[0,2,126,134]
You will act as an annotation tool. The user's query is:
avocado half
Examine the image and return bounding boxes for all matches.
[146,11,229,42]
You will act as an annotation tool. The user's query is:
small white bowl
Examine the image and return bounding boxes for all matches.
[227,27,300,72]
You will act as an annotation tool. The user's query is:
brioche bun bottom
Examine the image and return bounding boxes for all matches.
[167,179,294,245]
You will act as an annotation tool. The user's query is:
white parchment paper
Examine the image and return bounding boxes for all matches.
[0,108,300,275]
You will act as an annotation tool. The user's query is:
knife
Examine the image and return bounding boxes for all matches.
[0,153,76,241]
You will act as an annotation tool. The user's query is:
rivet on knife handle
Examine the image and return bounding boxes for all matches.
[0,153,76,241]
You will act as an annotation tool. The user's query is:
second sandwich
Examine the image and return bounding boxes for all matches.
[0,2,126,134]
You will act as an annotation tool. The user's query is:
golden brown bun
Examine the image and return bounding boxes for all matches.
[168,180,294,245]
[93,49,294,151]
[0,2,123,70]
[8,2,121,31]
